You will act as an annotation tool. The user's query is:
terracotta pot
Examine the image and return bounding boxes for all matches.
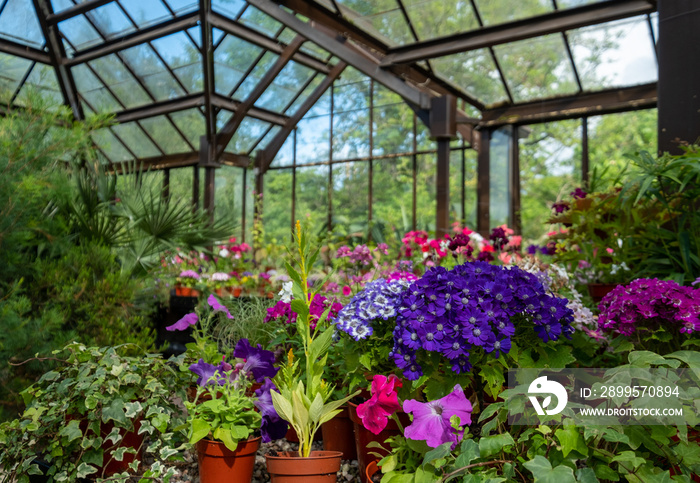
[348,402,409,483]
[322,405,357,460]
[231,287,243,297]
[365,460,380,482]
[266,450,342,483]
[214,287,224,296]
[197,437,261,483]
[175,286,200,297]
[587,283,619,304]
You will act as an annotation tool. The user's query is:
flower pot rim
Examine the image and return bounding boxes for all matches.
[265,450,343,461]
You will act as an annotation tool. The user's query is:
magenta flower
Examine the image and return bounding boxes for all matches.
[207,294,233,319]
[165,312,198,331]
[403,385,472,448]
[356,375,403,435]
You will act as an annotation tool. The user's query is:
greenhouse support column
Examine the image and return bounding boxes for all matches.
[203,167,215,217]
[658,0,700,154]
[581,117,589,186]
[430,95,457,238]
[476,129,491,236]
[509,126,521,236]
[193,165,200,211]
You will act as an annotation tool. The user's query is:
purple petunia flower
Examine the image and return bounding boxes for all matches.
[207,294,234,319]
[234,338,279,382]
[189,358,227,387]
[254,379,288,442]
[403,385,472,448]
[165,312,198,331]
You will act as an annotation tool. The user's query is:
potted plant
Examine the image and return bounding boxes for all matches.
[0,342,186,482]
[265,222,359,482]
[207,272,231,296]
[176,269,202,297]
[185,337,278,483]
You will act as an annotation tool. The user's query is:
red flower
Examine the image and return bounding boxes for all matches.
[356,375,403,435]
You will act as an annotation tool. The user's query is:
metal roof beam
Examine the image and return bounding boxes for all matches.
[211,93,289,125]
[33,0,84,120]
[260,60,347,172]
[220,152,252,167]
[113,93,205,124]
[247,0,431,110]
[46,0,113,24]
[108,152,200,174]
[382,0,655,65]
[208,11,331,74]
[65,11,199,66]
[479,82,657,127]
[214,35,304,157]
[0,38,51,63]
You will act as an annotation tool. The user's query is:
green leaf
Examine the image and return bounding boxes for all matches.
[576,467,599,483]
[555,426,588,457]
[112,446,128,462]
[523,456,576,483]
[309,326,333,362]
[381,453,398,473]
[478,433,514,458]
[188,418,211,445]
[414,466,440,483]
[359,353,372,371]
[422,442,452,467]
[76,463,98,479]
[58,419,82,442]
[665,351,700,369]
[124,401,143,418]
[612,451,646,470]
[270,390,294,424]
[628,351,679,368]
[455,439,480,467]
[291,390,309,429]
[594,464,620,481]
[102,398,127,425]
[479,364,505,398]
[308,393,324,423]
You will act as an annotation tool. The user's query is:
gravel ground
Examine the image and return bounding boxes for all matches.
[166,439,361,483]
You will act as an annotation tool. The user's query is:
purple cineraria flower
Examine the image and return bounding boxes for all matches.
[234,338,278,382]
[189,358,227,387]
[254,379,288,442]
[571,187,587,199]
[179,269,200,279]
[165,312,198,331]
[403,385,472,449]
[207,294,233,319]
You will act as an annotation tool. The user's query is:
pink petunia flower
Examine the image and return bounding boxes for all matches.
[402,385,472,448]
[356,375,403,435]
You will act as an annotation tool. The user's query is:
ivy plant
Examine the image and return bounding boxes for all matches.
[0,343,187,482]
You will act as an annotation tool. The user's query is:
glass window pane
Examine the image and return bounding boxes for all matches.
[404,0,480,42]
[88,55,152,108]
[138,116,192,153]
[162,0,198,15]
[212,0,246,19]
[296,115,329,164]
[489,126,511,228]
[416,153,436,232]
[296,165,328,233]
[0,0,43,48]
[214,34,263,96]
[151,30,201,69]
[263,168,293,243]
[92,128,134,162]
[120,45,185,101]
[14,63,62,106]
[59,14,102,52]
[333,108,369,160]
[215,164,244,231]
[51,0,81,12]
[557,0,605,8]
[373,103,413,156]
[0,53,32,103]
[72,64,124,112]
[226,117,271,154]
[284,73,322,116]
[119,0,172,29]
[570,16,657,91]
[431,50,508,107]
[303,89,330,118]
[494,34,578,102]
[238,6,282,37]
[244,168,254,242]
[255,61,316,113]
[333,162,368,237]
[450,148,478,230]
[217,109,233,130]
[257,125,281,151]
[232,51,279,101]
[84,3,135,39]
[169,109,204,150]
[111,122,162,158]
[270,134,294,167]
[354,8,413,45]
[473,0,552,27]
[519,121,581,240]
[333,79,370,112]
[373,157,414,239]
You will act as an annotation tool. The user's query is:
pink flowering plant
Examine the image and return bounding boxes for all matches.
[176,268,201,288]
[597,278,700,353]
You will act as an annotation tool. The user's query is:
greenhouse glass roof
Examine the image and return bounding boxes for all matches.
[0,0,658,168]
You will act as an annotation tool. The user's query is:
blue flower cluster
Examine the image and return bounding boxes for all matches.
[390,261,574,380]
[334,278,410,340]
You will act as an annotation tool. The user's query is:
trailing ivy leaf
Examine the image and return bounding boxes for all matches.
[454,439,480,467]
[112,446,128,462]
[58,419,82,442]
[422,442,452,468]
[523,456,576,483]
[674,441,700,466]
[628,351,679,368]
[479,364,505,399]
[576,467,599,483]
[612,451,646,470]
[102,398,127,425]
[665,351,700,369]
[76,463,97,479]
[555,426,588,457]
[478,433,514,458]
[124,401,142,418]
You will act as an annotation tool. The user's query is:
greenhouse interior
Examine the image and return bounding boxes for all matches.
[1,0,699,482]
